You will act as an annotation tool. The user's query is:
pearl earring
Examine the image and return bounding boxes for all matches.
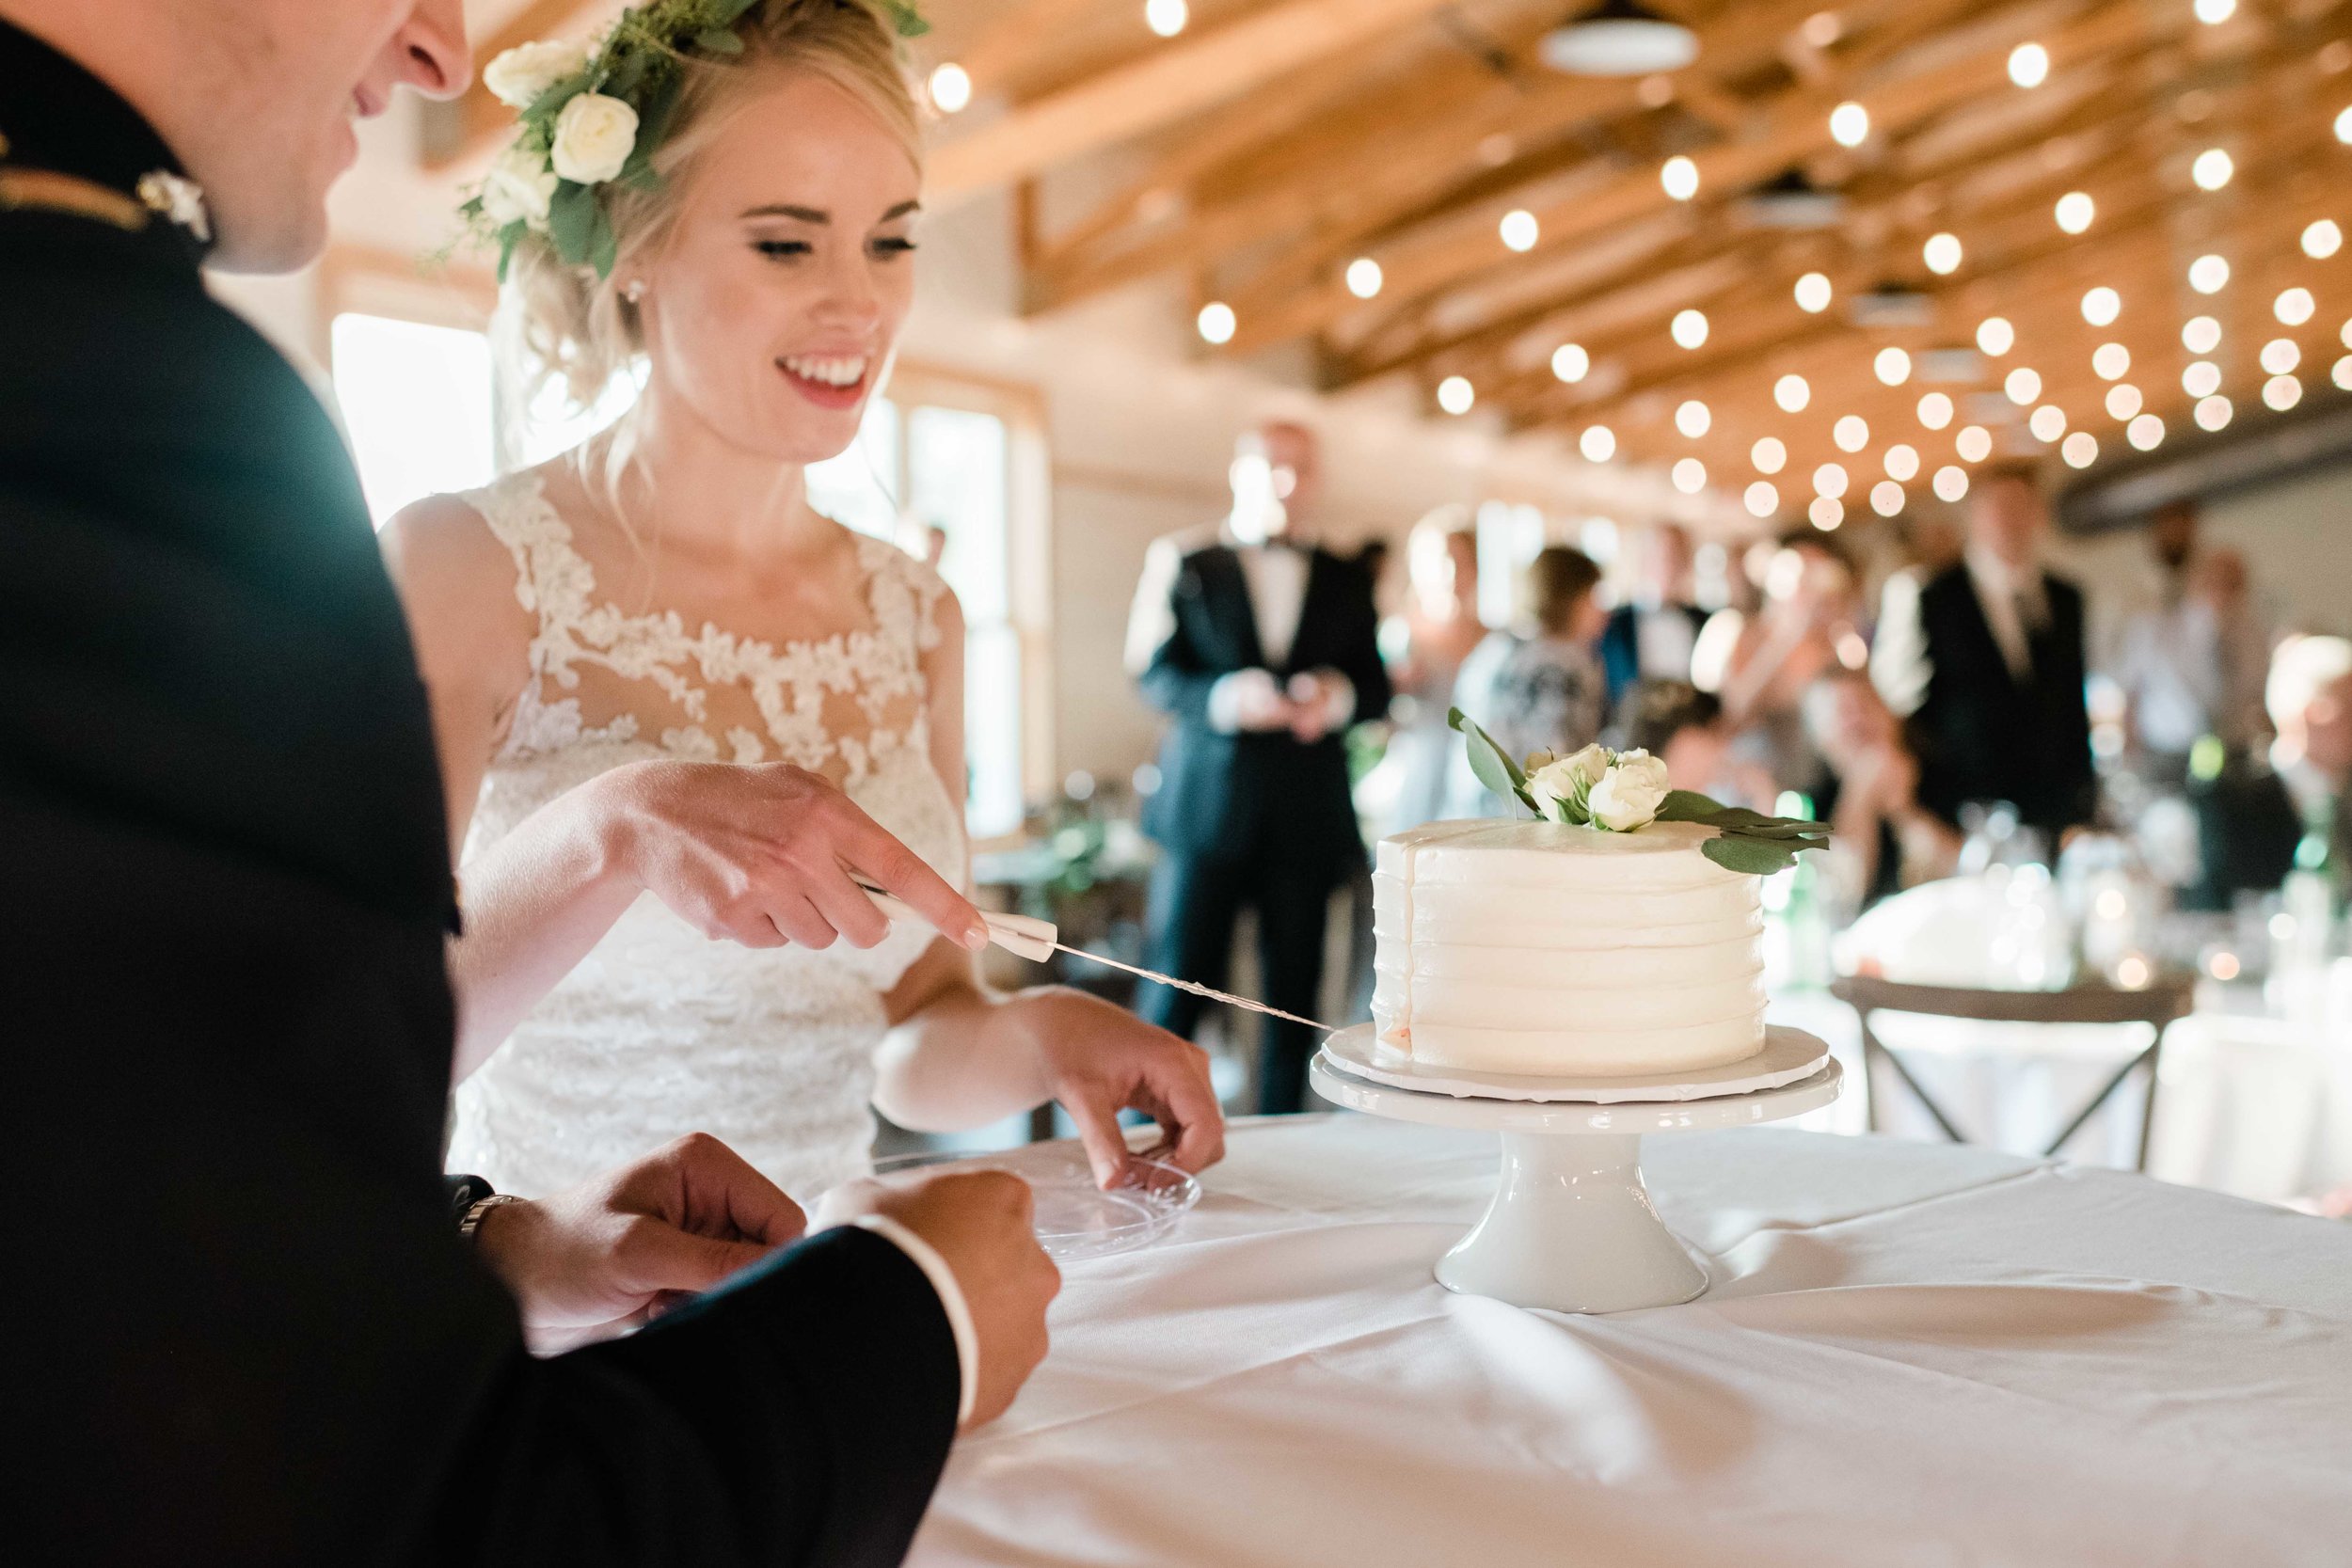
[624,279,647,303]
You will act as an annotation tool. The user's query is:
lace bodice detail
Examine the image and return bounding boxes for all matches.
[446,471,965,1202]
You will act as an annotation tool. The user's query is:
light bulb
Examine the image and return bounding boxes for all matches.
[2004,366,2043,404]
[1661,155,1700,201]
[1834,414,1869,451]
[2261,338,2301,375]
[1814,462,1849,499]
[1197,301,1236,344]
[1922,232,1963,275]
[1550,342,1589,383]
[1672,457,1708,495]
[1917,391,1954,429]
[1957,424,1993,463]
[1744,481,1780,518]
[2192,148,2233,191]
[2028,404,2067,442]
[2091,342,2130,380]
[2337,355,2352,391]
[1499,209,1539,252]
[2304,219,2344,260]
[2062,431,2098,468]
[1794,272,1833,313]
[2194,394,2233,431]
[2183,315,2222,353]
[1977,316,2015,356]
[2127,413,2165,451]
[2010,41,2050,87]
[1671,309,1710,349]
[1344,258,1384,299]
[1580,424,1616,461]
[2276,287,2316,326]
[1675,399,1711,437]
[2264,374,2302,411]
[1870,480,1905,516]
[2105,384,2142,420]
[1809,496,1843,531]
[927,62,973,113]
[1774,372,1810,412]
[1883,443,1919,481]
[1874,345,1912,386]
[2183,360,2221,398]
[1145,0,1189,38]
[1829,101,1869,148]
[2339,105,2352,144]
[2055,192,2094,234]
[1437,374,1474,415]
[1932,465,1969,502]
[2195,0,2236,22]
[1752,436,1787,474]
[2188,254,2230,294]
[2082,286,2121,325]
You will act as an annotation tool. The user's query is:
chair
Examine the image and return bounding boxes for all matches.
[1828,974,2198,1171]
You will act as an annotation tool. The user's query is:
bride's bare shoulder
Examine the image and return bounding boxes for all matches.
[378,478,540,673]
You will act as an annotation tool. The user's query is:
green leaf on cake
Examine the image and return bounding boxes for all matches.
[1653,789,1725,823]
[1448,708,1536,815]
[1701,834,1805,875]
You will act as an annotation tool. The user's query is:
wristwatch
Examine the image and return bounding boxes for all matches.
[446,1173,517,1241]
[459,1193,523,1240]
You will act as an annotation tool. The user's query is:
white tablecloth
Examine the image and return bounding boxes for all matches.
[910,1115,2352,1567]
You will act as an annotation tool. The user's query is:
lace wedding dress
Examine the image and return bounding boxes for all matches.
[443,472,964,1201]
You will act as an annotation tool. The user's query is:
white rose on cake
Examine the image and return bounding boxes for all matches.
[1527,743,1610,821]
[1586,750,1671,832]
[550,93,640,185]
[480,146,558,230]
[484,40,590,109]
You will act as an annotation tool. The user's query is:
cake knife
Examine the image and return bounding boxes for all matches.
[856,882,1337,1034]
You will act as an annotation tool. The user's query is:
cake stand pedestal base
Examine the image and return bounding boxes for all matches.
[1311,1026,1842,1314]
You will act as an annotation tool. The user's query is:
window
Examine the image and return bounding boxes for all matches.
[330,313,494,527]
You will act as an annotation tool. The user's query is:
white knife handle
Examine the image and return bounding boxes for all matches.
[863,888,1059,963]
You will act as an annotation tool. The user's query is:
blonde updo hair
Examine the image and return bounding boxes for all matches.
[503,0,921,416]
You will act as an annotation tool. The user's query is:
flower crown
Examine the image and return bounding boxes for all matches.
[461,0,928,280]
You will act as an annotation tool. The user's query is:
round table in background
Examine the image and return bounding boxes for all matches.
[908,1115,2352,1568]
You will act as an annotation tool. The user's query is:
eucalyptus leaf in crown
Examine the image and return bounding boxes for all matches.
[1447,708,1828,876]
[457,0,928,281]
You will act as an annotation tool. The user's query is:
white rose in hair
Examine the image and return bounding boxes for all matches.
[480,146,558,230]
[550,92,641,185]
[1526,743,1611,821]
[1587,750,1671,832]
[484,40,591,110]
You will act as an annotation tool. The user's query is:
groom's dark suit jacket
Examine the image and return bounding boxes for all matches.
[1,24,956,1566]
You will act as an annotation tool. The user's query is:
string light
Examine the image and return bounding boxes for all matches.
[1197,301,1236,344]
[1884,443,1919,481]
[927,62,972,113]
[1829,102,1869,148]
[2091,342,2130,380]
[2028,405,2067,442]
[1744,481,1780,518]
[2337,355,2352,391]
[2339,105,2352,144]
[2184,360,2222,398]
[1956,424,1993,462]
[1870,480,1905,516]
[2191,148,2234,190]
[1834,415,1869,451]
[1923,232,1963,275]
[1875,346,1913,386]
[1551,342,1590,383]
[2010,41,2050,87]
[1437,374,1474,414]
[2061,431,2098,468]
[2194,0,2236,23]
[1774,373,1811,412]
[2264,374,2303,411]
[1661,155,1700,201]
[1795,272,1834,312]
[2106,384,2142,420]
[1675,400,1711,437]
[2004,366,2043,404]
[1671,309,1709,349]
[2194,394,2233,431]
[1809,496,1843,531]
[2261,339,2302,375]
[1977,316,2015,356]
[2055,192,2094,233]
[1814,462,1849,499]
[1345,258,1383,299]
[1500,209,1539,251]
[2082,286,2122,325]
[1932,465,1969,501]
[2305,220,2344,261]
[2127,413,2166,450]
[1580,424,1616,461]
[1145,0,1189,38]
[1753,436,1788,474]
[2183,315,2222,353]
[1672,457,1708,494]
[1917,391,1955,429]
[2276,287,2316,326]
[2188,254,2230,294]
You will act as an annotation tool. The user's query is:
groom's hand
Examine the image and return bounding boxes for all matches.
[472,1132,804,1351]
[596,758,990,955]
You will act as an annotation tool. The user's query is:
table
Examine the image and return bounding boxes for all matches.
[910,1115,2352,1567]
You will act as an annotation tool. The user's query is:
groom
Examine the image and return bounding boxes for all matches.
[2,2,1058,1563]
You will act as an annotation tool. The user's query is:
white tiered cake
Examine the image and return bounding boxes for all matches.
[1370,818,1768,1076]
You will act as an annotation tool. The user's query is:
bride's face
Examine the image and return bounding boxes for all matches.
[635,71,920,466]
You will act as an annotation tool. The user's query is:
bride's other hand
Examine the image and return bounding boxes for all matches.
[1013,988,1226,1188]
[471,1132,804,1353]
[597,758,988,954]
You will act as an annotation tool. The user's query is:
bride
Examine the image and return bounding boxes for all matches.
[383,0,1221,1201]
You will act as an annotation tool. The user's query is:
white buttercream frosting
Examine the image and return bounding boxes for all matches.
[1371,818,1768,1076]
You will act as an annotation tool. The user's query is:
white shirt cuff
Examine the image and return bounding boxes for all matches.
[849,1214,977,1426]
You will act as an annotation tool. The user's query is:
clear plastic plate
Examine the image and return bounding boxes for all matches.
[870,1142,1201,1260]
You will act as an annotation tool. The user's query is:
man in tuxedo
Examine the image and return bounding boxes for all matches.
[1123,421,1390,1114]
[1598,522,1708,709]
[1,3,1057,1563]
[1870,463,2097,845]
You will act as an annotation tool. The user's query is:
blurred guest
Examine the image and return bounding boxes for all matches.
[1802,670,1962,915]
[1872,464,2096,846]
[2269,634,2352,889]
[1126,420,1390,1114]
[1446,546,1608,814]
[1699,531,1865,795]
[1599,523,1708,707]
[1370,510,1483,833]
[2109,539,2272,777]
[1610,679,1777,807]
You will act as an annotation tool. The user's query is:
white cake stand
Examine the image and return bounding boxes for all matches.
[1310,1024,1842,1314]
